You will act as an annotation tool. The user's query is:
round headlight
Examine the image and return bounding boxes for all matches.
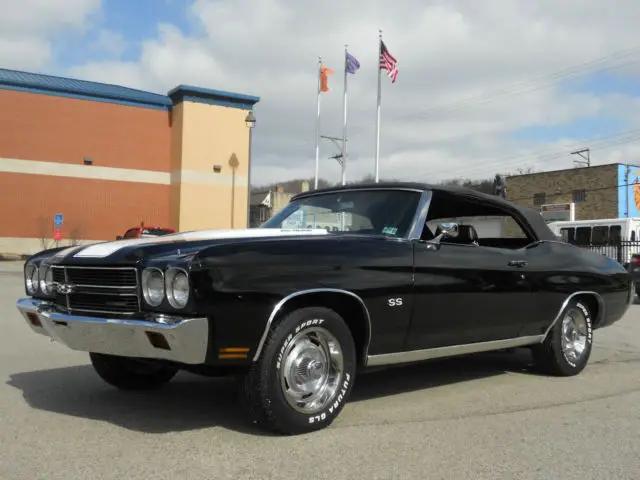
[39,265,54,295]
[25,264,38,295]
[142,268,165,307]
[166,269,190,309]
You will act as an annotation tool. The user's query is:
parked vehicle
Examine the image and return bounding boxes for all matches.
[15,182,632,435]
[115,225,175,240]
[628,253,640,294]
[547,217,640,267]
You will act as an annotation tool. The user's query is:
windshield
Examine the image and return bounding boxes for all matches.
[261,189,421,238]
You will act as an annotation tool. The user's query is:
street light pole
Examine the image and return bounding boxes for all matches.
[245,110,256,228]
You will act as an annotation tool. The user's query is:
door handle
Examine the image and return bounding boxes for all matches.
[508,260,528,268]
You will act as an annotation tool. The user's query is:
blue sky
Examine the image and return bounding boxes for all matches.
[54,0,194,67]
[46,0,638,151]
[7,0,638,184]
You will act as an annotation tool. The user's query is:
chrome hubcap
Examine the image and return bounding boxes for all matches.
[561,307,588,364]
[279,326,344,414]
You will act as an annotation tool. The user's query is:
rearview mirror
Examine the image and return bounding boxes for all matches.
[438,222,459,238]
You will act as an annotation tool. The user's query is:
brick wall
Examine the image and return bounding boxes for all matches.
[505,164,619,220]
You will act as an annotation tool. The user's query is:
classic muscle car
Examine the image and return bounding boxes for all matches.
[15,182,633,435]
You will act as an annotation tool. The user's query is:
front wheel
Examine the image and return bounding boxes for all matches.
[238,306,357,435]
[531,298,593,376]
[89,352,179,390]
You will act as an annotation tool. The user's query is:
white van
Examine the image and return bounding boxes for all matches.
[547,217,640,267]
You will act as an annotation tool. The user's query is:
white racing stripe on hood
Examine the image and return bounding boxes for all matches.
[73,228,329,258]
[53,245,86,259]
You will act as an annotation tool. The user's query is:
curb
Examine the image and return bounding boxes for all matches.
[0,254,28,262]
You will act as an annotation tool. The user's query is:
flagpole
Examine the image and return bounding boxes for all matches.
[314,56,322,190]
[341,45,348,186]
[374,29,382,183]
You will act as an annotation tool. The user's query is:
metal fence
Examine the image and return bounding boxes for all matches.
[578,240,640,266]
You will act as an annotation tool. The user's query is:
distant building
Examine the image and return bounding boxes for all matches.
[506,162,640,222]
[249,183,300,227]
[0,67,260,255]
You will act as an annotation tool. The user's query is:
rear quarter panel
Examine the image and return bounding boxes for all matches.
[518,240,631,337]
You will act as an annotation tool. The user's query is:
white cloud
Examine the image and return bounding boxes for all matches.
[0,0,101,70]
[61,0,640,186]
[94,29,126,57]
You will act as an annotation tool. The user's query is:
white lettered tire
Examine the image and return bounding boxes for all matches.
[532,299,593,376]
[239,306,357,435]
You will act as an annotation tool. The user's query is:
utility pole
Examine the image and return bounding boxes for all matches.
[319,135,345,180]
[570,148,590,168]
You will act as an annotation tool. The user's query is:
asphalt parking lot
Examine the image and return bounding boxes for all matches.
[1,262,639,480]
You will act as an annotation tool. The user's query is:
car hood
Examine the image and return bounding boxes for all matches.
[47,228,330,264]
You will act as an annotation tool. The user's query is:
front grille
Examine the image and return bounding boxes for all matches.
[51,266,139,316]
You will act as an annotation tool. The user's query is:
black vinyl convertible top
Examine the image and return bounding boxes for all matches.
[292,182,557,242]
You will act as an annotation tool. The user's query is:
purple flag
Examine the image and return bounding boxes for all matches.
[345,51,360,74]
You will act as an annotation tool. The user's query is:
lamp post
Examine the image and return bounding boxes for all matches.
[245,110,256,228]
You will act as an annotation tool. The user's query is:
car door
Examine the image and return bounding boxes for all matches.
[405,240,535,350]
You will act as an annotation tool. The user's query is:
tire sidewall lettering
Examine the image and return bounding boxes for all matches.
[308,372,352,424]
[562,301,592,368]
[575,302,593,345]
[276,319,325,369]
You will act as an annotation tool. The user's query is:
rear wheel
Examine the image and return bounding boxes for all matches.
[238,306,357,435]
[89,352,179,390]
[532,299,593,376]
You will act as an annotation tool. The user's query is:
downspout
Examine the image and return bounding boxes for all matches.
[626,164,630,218]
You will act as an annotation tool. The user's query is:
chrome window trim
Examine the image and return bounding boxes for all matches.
[253,288,372,364]
[406,189,433,241]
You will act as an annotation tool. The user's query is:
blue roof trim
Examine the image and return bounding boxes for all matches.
[0,67,171,109]
[168,84,260,110]
[0,68,260,111]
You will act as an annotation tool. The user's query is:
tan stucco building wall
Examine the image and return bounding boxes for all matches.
[0,69,260,255]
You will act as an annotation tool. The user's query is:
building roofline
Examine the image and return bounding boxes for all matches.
[0,67,260,111]
[505,162,640,180]
[168,84,260,110]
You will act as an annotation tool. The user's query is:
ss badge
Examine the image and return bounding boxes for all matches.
[387,298,403,307]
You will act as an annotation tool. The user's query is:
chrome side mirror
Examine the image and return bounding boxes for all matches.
[438,222,459,239]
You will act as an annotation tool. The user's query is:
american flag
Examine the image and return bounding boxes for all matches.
[379,40,398,83]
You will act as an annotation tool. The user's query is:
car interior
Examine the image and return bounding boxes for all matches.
[420,190,537,250]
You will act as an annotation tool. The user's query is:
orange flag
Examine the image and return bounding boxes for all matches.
[320,64,335,92]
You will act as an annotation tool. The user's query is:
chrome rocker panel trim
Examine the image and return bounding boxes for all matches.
[366,334,544,367]
[16,298,208,365]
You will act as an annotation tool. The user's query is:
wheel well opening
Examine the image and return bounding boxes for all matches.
[275,292,370,367]
[574,293,602,327]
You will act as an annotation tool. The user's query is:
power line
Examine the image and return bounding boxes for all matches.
[407,128,640,181]
[386,46,640,124]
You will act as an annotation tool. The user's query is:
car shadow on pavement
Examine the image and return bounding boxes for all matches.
[6,348,539,436]
[349,347,540,402]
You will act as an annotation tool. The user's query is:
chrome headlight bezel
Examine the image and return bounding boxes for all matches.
[165,268,190,309]
[141,267,165,307]
[25,263,39,295]
[39,264,54,295]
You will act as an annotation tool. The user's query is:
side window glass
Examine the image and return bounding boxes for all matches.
[610,225,622,244]
[591,226,609,245]
[575,227,591,245]
[123,229,138,239]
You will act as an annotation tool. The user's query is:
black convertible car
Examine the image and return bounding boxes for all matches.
[15,182,632,434]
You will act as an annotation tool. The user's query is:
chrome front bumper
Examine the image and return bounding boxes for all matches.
[15,298,209,365]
